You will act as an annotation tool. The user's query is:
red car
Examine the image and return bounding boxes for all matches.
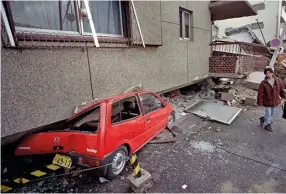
[15,91,174,179]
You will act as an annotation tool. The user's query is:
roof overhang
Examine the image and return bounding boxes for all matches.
[210,0,258,21]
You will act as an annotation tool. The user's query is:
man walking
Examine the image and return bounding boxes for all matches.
[257,67,286,131]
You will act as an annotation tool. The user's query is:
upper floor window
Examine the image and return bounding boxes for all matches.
[9,0,124,37]
[179,7,193,40]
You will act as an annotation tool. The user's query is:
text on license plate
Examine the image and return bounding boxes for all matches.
[52,154,72,168]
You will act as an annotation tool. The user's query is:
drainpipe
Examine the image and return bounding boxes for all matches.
[277,0,282,38]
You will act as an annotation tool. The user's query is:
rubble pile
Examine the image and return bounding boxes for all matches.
[163,78,259,121]
[275,53,286,86]
[162,80,217,120]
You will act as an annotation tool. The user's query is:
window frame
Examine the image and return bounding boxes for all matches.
[139,93,164,115]
[179,7,193,41]
[5,0,128,43]
[111,95,142,126]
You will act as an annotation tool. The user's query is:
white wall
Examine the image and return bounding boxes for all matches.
[215,0,280,43]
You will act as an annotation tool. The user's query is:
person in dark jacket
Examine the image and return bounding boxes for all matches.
[257,67,286,131]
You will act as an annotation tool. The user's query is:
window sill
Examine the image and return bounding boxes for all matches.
[179,38,192,41]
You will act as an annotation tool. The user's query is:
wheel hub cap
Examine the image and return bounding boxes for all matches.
[112,151,126,175]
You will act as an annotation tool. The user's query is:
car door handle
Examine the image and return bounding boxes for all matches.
[146,118,151,123]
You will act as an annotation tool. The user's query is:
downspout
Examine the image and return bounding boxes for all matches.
[277,0,282,38]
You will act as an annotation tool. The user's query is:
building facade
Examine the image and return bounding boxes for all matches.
[215,0,285,44]
[1,1,212,137]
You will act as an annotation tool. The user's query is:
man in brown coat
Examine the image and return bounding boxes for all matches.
[257,67,286,131]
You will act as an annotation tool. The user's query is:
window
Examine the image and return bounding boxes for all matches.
[8,0,125,37]
[82,1,123,36]
[69,106,100,133]
[179,8,193,40]
[139,94,163,114]
[10,1,78,32]
[111,96,141,124]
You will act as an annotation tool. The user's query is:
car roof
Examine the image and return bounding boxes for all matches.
[68,90,154,120]
[103,90,153,102]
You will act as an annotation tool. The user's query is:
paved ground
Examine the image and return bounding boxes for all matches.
[14,105,286,193]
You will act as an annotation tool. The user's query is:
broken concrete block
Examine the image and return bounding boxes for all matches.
[220,92,234,102]
[244,71,265,90]
[245,97,257,106]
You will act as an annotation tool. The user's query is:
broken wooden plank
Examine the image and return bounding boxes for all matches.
[148,138,176,144]
[166,126,179,137]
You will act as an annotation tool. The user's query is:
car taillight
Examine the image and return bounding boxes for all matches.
[79,157,100,167]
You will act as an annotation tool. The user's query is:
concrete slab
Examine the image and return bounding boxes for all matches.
[220,92,234,102]
[185,100,242,124]
[244,71,265,90]
[245,96,257,106]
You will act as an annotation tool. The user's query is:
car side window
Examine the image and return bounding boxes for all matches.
[139,94,163,114]
[111,96,141,124]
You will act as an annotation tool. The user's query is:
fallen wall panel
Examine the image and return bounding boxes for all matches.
[185,100,242,125]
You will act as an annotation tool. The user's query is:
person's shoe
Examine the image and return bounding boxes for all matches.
[259,117,265,127]
[264,124,273,132]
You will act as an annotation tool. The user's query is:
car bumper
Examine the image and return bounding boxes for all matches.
[67,152,111,176]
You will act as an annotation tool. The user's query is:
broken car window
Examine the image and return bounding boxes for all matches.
[139,94,163,114]
[70,106,100,133]
[111,96,140,124]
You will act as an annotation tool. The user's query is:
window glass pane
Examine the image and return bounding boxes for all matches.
[10,1,78,31]
[83,1,122,35]
[111,101,122,123]
[60,1,78,31]
[139,94,163,114]
[111,96,140,124]
[184,12,190,38]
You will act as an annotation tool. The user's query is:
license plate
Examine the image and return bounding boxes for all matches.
[52,154,72,168]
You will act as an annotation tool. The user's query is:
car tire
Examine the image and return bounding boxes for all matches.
[168,112,175,125]
[105,146,128,180]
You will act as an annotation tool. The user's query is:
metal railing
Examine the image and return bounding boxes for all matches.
[210,41,268,57]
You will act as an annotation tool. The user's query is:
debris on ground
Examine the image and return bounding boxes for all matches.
[99,177,109,184]
[148,138,177,144]
[215,127,221,132]
[166,125,180,137]
[162,80,218,120]
[2,167,7,174]
[182,184,188,189]
[190,141,215,153]
[220,92,234,102]
[245,96,257,106]
[163,78,260,123]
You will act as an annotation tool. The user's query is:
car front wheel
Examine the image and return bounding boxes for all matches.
[168,112,175,125]
[105,146,128,180]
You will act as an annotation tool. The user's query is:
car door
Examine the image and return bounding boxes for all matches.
[138,93,169,142]
[105,95,145,154]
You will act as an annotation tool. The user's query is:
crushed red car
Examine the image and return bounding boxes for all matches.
[15,91,175,179]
